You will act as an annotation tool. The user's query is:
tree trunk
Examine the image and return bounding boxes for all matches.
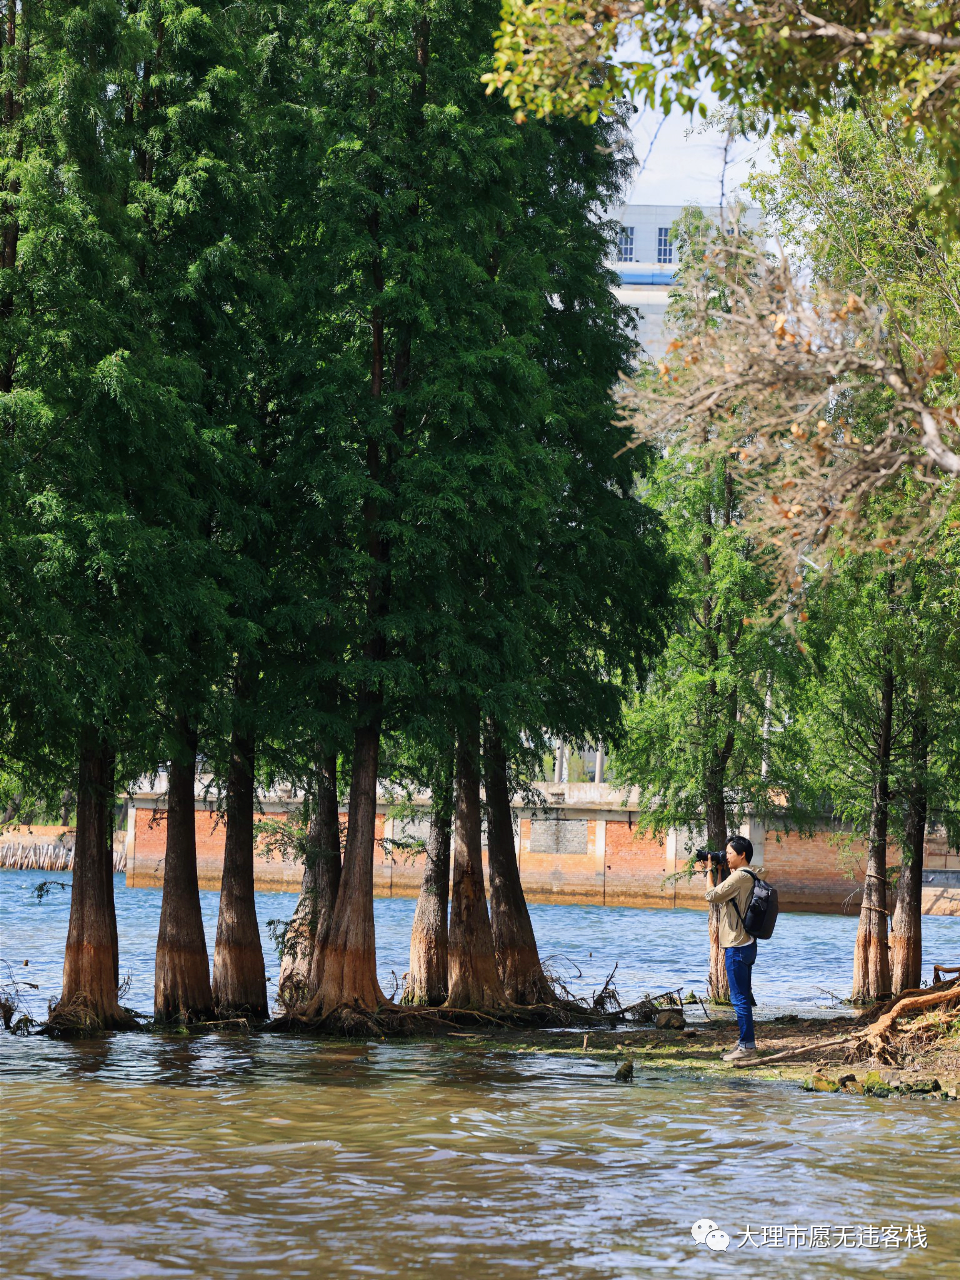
[313,721,386,1017]
[212,726,267,1017]
[445,722,507,1010]
[277,757,337,1005]
[484,728,551,1005]
[278,838,319,1006]
[405,769,453,1006]
[277,755,341,1007]
[1,794,22,825]
[852,665,894,1004]
[704,779,730,1003]
[155,720,213,1021]
[59,727,127,1028]
[891,715,927,995]
[105,750,119,987]
[306,755,343,995]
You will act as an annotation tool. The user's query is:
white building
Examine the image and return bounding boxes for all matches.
[608,203,759,361]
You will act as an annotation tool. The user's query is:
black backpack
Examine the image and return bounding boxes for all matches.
[731,869,779,941]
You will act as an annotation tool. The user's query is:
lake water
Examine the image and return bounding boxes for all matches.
[3,871,958,1020]
[1,872,958,1279]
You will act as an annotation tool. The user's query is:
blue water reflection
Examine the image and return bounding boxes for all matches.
[1,870,955,1020]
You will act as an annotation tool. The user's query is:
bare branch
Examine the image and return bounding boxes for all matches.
[618,232,959,593]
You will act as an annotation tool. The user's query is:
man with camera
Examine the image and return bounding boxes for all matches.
[700,835,758,1063]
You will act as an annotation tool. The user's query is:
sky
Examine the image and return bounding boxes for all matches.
[622,100,772,208]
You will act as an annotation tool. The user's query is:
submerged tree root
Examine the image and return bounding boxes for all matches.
[40,994,140,1038]
[265,989,627,1037]
[264,970,692,1038]
[268,980,697,1038]
[15,966,714,1042]
[266,1001,567,1038]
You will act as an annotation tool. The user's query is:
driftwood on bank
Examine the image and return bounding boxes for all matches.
[854,982,960,1062]
[852,975,959,1025]
[731,976,960,1069]
[730,1033,854,1068]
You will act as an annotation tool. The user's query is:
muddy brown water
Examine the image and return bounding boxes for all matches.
[2,1031,958,1279]
[2,871,958,1277]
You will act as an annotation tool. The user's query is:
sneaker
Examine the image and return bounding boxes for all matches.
[722,1045,757,1062]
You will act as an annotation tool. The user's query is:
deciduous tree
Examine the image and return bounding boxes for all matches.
[613,212,809,1000]
[485,3,960,230]
[799,548,959,1003]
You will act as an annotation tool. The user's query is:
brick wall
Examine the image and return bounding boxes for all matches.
[603,821,674,908]
[124,802,957,917]
[516,816,601,905]
[129,805,382,892]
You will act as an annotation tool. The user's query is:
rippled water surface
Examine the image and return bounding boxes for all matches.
[2,873,958,1279]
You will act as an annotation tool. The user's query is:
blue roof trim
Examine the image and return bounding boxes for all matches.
[617,269,677,285]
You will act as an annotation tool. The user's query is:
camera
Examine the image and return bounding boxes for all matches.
[694,847,728,869]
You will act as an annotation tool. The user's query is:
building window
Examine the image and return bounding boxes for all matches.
[657,227,673,264]
[617,225,634,263]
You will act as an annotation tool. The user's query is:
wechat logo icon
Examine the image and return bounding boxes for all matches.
[692,1219,731,1251]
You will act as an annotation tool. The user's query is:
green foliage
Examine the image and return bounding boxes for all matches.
[747,109,960,383]
[613,210,810,841]
[267,0,673,774]
[613,451,810,841]
[2,0,675,822]
[486,3,960,232]
[798,541,960,852]
[744,108,960,850]
[33,880,70,904]
[2,1,268,807]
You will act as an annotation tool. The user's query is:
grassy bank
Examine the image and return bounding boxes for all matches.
[430,1014,960,1096]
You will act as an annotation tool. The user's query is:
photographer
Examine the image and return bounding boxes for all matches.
[702,835,758,1063]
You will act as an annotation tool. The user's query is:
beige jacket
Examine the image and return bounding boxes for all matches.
[705,867,755,948]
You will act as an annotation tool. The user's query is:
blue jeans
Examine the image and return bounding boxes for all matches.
[725,940,758,1047]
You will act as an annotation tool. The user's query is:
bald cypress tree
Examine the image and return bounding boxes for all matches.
[2,2,270,1025]
[4,2,676,1031]
[130,3,270,1023]
[287,0,675,1019]
[2,4,174,1023]
[404,752,455,1006]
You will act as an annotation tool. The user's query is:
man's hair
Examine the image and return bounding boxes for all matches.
[726,834,754,864]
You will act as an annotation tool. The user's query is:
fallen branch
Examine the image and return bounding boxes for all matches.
[591,963,620,1013]
[732,977,960,1068]
[194,1018,251,1030]
[858,975,960,1023]
[858,983,960,1055]
[730,1034,852,1068]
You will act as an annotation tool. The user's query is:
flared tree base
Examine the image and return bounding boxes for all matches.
[305,942,388,1022]
[212,944,268,1019]
[890,930,922,998]
[852,923,892,1006]
[404,930,448,1007]
[155,945,215,1023]
[498,945,556,1006]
